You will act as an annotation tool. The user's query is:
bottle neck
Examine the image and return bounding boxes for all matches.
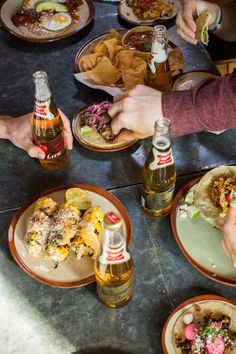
[99,228,130,265]
[150,25,168,63]
[33,71,51,102]
[152,118,171,150]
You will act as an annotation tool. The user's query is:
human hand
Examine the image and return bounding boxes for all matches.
[5,109,73,159]
[108,85,163,141]
[221,207,236,268]
[176,0,218,44]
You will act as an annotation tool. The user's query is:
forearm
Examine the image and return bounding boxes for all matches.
[0,115,11,139]
[162,74,236,136]
[214,1,236,41]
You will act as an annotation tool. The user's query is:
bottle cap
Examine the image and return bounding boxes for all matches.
[104,211,123,230]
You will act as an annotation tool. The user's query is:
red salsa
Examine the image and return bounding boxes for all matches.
[124,30,153,52]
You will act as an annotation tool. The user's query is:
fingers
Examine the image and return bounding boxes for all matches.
[118,130,140,141]
[224,207,236,225]
[221,237,230,258]
[27,144,45,159]
[176,6,198,45]
[58,109,73,150]
[113,91,129,103]
[110,114,126,135]
[108,101,123,120]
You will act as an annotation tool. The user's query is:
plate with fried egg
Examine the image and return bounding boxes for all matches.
[0,0,94,42]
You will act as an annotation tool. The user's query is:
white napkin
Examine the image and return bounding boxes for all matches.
[74,73,123,97]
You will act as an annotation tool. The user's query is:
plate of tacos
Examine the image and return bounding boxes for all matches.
[118,0,180,26]
[8,184,132,287]
[72,101,137,152]
[162,294,236,354]
[171,166,236,286]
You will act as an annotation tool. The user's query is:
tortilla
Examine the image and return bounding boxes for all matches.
[173,300,236,353]
[195,11,210,45]
[194,166,236,229]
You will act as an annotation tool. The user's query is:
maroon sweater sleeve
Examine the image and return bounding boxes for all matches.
[162,73,236,137]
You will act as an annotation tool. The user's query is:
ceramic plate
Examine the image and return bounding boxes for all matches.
[118,0,180,26]
[171,178,236,286]
[162,294,236,354]
[0,0,94,42]
[172,71,220,91]
[8,184,132,288]
[72,104,137,152]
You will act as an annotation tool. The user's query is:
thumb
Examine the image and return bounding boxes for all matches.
[224,207,236,225]
[27,145,45,159]
[118,130,139,141]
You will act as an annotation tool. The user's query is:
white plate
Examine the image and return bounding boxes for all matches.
[162,295,236,353]
[0,0,94,42]
[118,0,180,26]
[8,184,132,288]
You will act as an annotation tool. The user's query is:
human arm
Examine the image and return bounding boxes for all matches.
[109,74,236,139]
[176,0,236,44]
[221,207,236,268]
[0,109,73,158]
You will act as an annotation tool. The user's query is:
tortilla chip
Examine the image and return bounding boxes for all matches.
[168,48,185,72]
[114,50,134,70]
[94,42,109,56]
[195,11,210,45]
[84,57,121,86]
[79,53,103,71]
[106,28,122,42]
[131,56,147,69]
[121,64,147,90]
[103,38,120,61]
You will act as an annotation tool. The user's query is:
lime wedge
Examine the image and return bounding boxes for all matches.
[187,205,200,219]
[185,191,194,205]
[65,188,92,210]
[81,126,93,136]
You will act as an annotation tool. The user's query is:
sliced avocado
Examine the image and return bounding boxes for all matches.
[35,1,68,13]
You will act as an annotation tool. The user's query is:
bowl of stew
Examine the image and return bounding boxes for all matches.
[122,26,153,59]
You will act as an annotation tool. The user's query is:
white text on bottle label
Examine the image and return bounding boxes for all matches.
[149,147,174,170]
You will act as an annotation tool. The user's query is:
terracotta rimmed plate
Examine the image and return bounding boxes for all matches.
[0,0,94,43]
[162,294,236,354]
[8,184,132,288]
[171,178,236,287]
[172,71,220,91]
[72,104,137,152]
[118,0,180,26]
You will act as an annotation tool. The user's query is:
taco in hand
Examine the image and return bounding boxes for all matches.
[173,300,236,353]
[194,166,236,229]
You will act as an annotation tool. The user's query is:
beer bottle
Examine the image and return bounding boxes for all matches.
[33,71,68,170]
[94,212,134,308]
[147,25,172,92]
[141,118,176,217]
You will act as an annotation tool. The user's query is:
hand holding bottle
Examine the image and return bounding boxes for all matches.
[1,109,72,159]
[108,85,163,141]
[176,0,218,45]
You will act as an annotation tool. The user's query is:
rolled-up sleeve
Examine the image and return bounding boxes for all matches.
[162,73,236,137]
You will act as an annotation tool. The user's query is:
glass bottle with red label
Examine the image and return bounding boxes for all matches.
[94,212,134,308]
[141,118,176,217]
[33,71,68,170]
[146,25,172,92]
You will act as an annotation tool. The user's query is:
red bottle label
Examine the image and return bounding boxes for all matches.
[99,244,130,265]
[105,212,121,225]
[149,147,174,170]
[34,100,54,120]
[38,134,65,160]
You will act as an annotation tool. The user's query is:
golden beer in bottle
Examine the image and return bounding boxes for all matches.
[94,212,134,308]
[147,25,172,92]
[141,118,176,217]
[33,71,68,170]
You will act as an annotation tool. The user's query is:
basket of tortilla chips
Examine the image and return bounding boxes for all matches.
[74,28,184,93]
[194,165,236,229]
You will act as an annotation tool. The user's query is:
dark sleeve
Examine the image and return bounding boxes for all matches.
[162,73,236,137]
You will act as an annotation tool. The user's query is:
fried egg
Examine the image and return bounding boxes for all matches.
[42,13,72,31]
